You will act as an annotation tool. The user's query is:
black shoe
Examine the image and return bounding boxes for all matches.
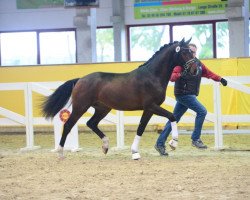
[154,145,168,156]
[192,139,207,149]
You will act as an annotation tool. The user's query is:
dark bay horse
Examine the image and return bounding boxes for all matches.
[42,38,198,159]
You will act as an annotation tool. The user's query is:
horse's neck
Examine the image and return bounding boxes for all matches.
[161,64,174,88]
[148,57,174,88]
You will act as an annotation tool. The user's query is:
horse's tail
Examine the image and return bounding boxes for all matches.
[42,78,80,119]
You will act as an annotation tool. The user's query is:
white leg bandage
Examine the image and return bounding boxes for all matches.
[131,135,141,153]
[169,122,179,150]
[171,121,178,139]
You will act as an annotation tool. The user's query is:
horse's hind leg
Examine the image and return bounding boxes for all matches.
[86,104,111,154]
[57,105,89,158]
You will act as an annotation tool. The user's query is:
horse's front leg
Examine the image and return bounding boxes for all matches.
[131,111,153,160]
[148,104,179,150]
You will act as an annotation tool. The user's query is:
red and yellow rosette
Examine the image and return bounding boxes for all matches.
[59,109,71,123]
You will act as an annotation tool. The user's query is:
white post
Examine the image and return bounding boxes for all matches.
[213,82,223,149]
[21,83,40,151]
[116,111,125,149]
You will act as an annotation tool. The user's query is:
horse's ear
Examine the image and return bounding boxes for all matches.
[180,38,185,45]
[185,37,192,45]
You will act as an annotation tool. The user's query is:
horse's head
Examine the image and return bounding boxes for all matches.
[172,38,200,76]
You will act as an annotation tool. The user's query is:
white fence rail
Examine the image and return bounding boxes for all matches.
[0,76,249,150]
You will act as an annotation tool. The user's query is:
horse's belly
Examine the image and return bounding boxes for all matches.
[99,92,143,111]
[112,104,143,111]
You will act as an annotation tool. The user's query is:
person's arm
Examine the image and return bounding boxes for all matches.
[170,66,182,82]
[201,63,227,86]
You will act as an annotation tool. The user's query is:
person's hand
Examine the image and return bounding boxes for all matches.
[220,78,227,86]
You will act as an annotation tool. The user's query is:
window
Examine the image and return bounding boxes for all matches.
[173,24,213,59]
[129,25,170,61]
[39,31,76,64]
[96,28,114,62]
[0,32,37,66]
[216,21,229,58]
[0,30,76,66]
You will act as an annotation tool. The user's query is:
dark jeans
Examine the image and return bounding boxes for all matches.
[156,94,207,147]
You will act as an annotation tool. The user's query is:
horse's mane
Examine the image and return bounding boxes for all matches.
[138,41,179,68]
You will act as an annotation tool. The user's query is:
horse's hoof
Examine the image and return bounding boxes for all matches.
[132,152,141,160]
[55,146,65,159]
[102,137,109,155]
[168,139,178,150]
[102,146,109,154]
[58,155,65,160]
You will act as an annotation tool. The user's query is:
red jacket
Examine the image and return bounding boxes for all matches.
[170,63,221,82]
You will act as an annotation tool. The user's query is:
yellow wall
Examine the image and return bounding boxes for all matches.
[0,58,249,126]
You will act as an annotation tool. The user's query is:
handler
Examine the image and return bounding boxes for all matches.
[155,43,228,156]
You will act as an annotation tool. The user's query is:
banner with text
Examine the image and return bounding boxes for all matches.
[134,0,228,19]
